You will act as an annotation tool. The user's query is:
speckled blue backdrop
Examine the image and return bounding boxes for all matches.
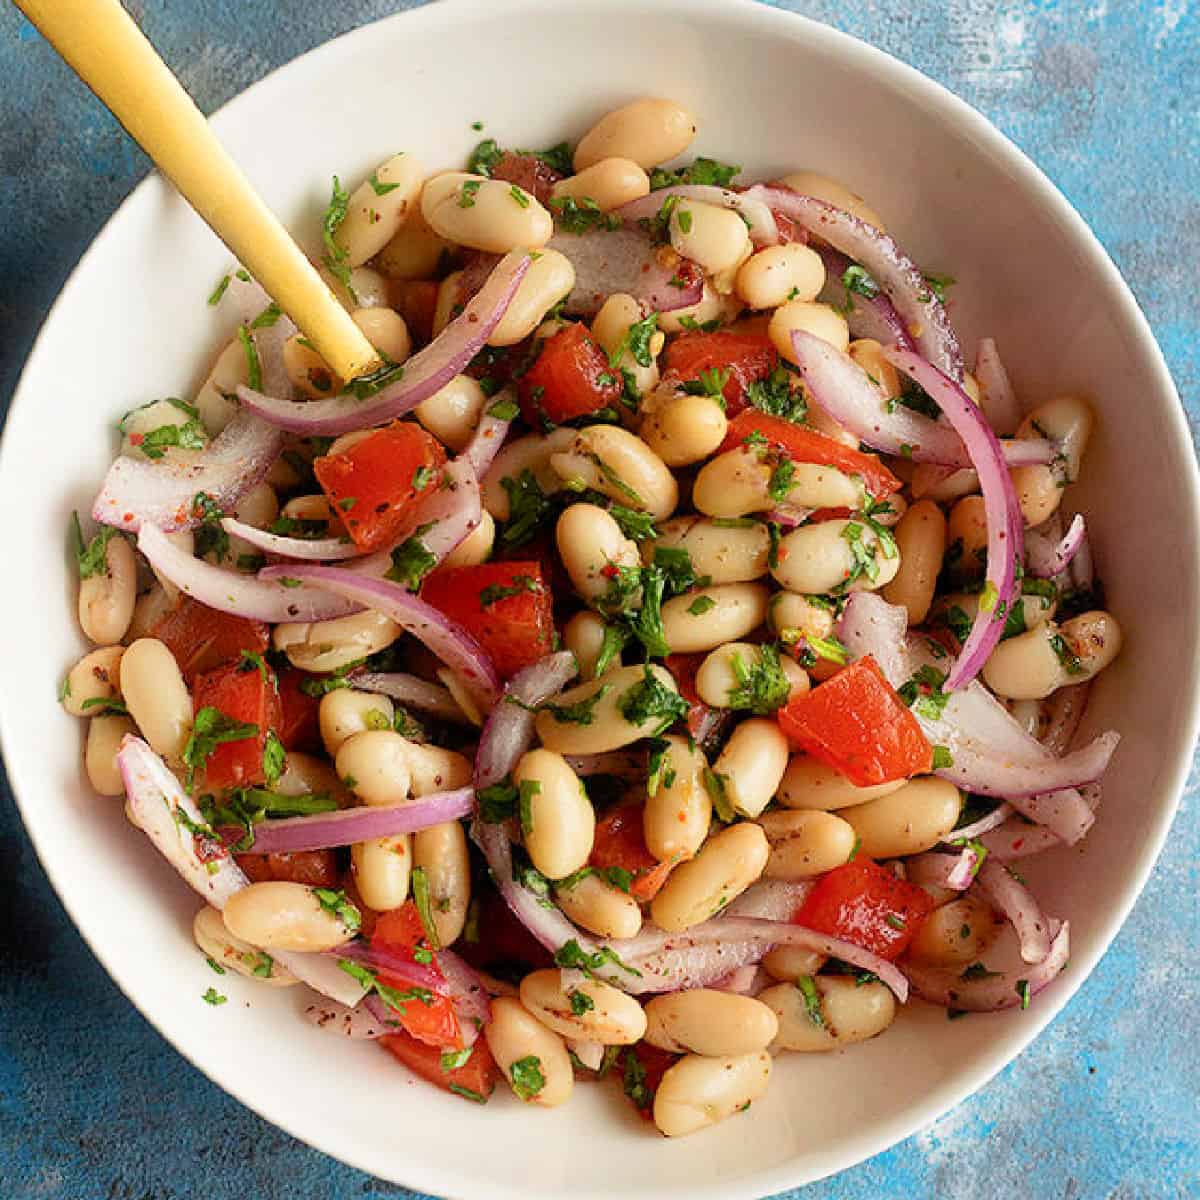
[1,2,1197,1197]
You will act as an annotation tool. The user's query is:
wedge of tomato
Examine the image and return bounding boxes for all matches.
[191,660,282,792]
[517,322,621,428]
[776,655,931,786]
[720,411,901,499]
[314,421,446,552]
[662,331,777,414]
[421,561,555,678]
[589,802,674,902]
[379,1030,499,1103]
[795,859,934,960]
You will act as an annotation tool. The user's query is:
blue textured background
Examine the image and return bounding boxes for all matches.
[1,2,1197,1197]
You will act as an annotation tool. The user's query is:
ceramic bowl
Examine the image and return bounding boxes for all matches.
[2,0,1197,1196]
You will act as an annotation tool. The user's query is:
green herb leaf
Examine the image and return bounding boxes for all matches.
[553,938,642,978]
[385,522,438,592]
[541,683,611,726]
[569,989,595,1017]
[500,469,554,547]
[617,665,689,734]
[313,888,362,933]
[411,865,442,951]
[796,975,825,1027]
[509,1055,546,1101]
[208,274,232,306]
[649,157,741,190]
[479,574,540,607]
[181,706,259,790]
[321,175,355,300]
[202,987,227,1007]
[72,514,118,581]
[726,643,790,715]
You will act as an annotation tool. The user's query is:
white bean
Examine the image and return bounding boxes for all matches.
[223,882,359,952]
[761,945,827,983]
[651,823,769,931]
[767,592,837,643]
[841,777,962,857]
[644,990,778,1056]
[422,174,553,253]
[983,612,1120,699]
[78,534,137,645]
[777,755,905,811]
[906,896,1001,967]
[376,220,451,281]
[121,638,192,761]
[62,645,124,717]
[670,200,753,277]
[563,610,611,681]
[762,976,895,1051]
[757,810,857,879]
[653,1051,771,1138]
[336,153,425,267]
[512,749,595,880]
[640,389,728,468]
[119,398,207,462]
[650,518,769,584]
[194,338,248,435]
[769,300,850,360]
[554,871,642,939]
[550,425,678,520]
[692,447,862,519]
[573,98,696,171]
[334,730,411,806]
[85,715,136,795]
[483,427,577,521]
[642,735,712,862]
[519,969,647,1045]
[273,609,401,674]
[735,242,825,310]
[770,518,900,594]
[882,499,946,625]
[556,504,641,606]
[487,249,575,347]
[351,833,412,911]
[443,508,495,569]
[712,719,789,819]
[660,583,770,655]
[318,689,394,756]
[414,373,487,452]
[552,157,650,211]
[485,995,574,1107]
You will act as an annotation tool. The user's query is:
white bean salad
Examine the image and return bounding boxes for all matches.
[64,96,1122,1135]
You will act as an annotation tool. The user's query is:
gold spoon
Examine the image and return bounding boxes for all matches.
[14,0,380,382]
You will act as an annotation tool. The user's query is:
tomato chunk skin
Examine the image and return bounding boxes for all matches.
[314,421,447,552]
[720,411,901,499]
[379,1029,499,1101]
[776,656,932,786]
[149,596,269,684]
[664,653,722,745]
[421,562,555,678]
[275,666,322,753]
[236,849,339,887]
[517,323,622,428]
[191,661,283,792]
[590,803,674,902]
[662,331,778,415]
[796,859,934,960]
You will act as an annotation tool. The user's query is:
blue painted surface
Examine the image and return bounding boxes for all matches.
[0,1,1197,1196]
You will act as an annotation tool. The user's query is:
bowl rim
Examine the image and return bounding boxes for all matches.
[3,0,1198,1195]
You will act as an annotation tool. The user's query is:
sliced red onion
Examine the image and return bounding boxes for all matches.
[764,504,814,530]
[219,518,361,562]
[1007,786,1095,845]
[247,788,474,854]
[138,523,357,623]
[617,184,780,246]
[905,921,1069,1011]
[1041,683,1091,757]
[548,228,703,316]
[905,851,977,892]
[119,735,364,1006]
[837,590,909,688]
[473,651,578,790]
[710,965,763,995]
[438,948,493,1041]
[260,565,500,705]
[814,246,916,351]
[237,252,529,435]
[974,337,1022,436]
[949,803,1014,842]
[336,940,448,995]
[350,458,483,580]
[972,860,1051,964]
[563,750,647,779]
[460,398,514,480]
[1070,524,1095,590]
[885,348,1024,691]
[612,917,909,1001]
[723,880,812,922]
[120,734,248,909]
[363,985,485,1048]
[750,186,962,379]
[1025,513,1087,579]
[352,673,469,723]
[93,410,284,533]
[222,272,300,399]
[788,331,1053,468]
[980,784,1101,860]
[303,1000,391,1040]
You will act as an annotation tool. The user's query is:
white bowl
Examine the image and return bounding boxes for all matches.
[2,0,1197,1195]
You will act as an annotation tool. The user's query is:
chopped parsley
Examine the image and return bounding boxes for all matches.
[960,962,1000,981]
[440,1047,473,1073]
[649,157,741,190]
[553,938,641,978]
[842,265,880,302]
[466,138,504,176]
[181,706,258,790]
[594,622,631,678]
[477,780,519,824]
[726,643,790,715]
[745,366,806,423]
[1049,631,1086,676]
[703,768,735,823]
[261,731,285,787]
[682,366,730,406]
[609,311,659,371]
[898,664,950,720]
[479,574,540,607]
[449,1084,488,1104]
[920,273,956,304]
[486,395,520,421]
[321,175,355,300]
[458,179,482,208]
[337,959,431,1013]
[208,274,231,306]
[508,184,531,208]
[646,737,676,797]
[198,787,337,852]
[314,888,362,934]
[932,745,955,770]
[410,865,441,950]
[71,514,117,581]
[1015,979,1031,1010]
[500,469,554,547]
[386,522,438,591]
[767,458,796,503]
[549,194,623,234]
[191,491,230,563]
[517,779,539,836]
[687,595,716,616]
[127,403,207,460]
[796,975,825,1028]
[617,664,689,733]
[608,505,658,542]
[540,683,611,726]
[622,1049,653,1111]
[569,989,595,1017]
[202,988,227,1007]
[369,168,402,196]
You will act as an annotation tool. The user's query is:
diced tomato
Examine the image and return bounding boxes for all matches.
[662,331,778,415]
[314,422,447,552]
[490,152,563,205]
[590,803,674,902]
[720,411,901,499]
[149,596,269,684]
[235,849,339,887]
[619,1042,679,1121]
[371,901,463,1050]
[275,666,321,753]
[777,656,931,786]
[391,279,440,345]
[795,859,935,960]
[192,661,283,792]
[380,1029,500,1102]
[517,323,622,428]
[421,562,555,678]
[663,653,722,745]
